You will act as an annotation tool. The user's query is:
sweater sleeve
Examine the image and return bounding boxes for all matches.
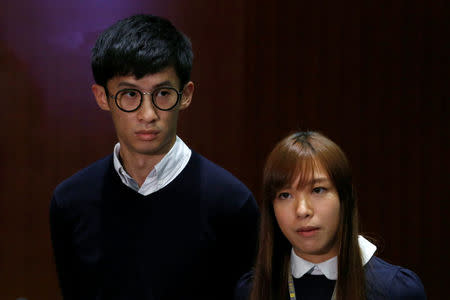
[49,194,79,300]
[389,267,427,300]
[232,193,259,281]
[215,189,259,300]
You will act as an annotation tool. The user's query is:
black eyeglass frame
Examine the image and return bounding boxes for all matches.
[108,86,183,112]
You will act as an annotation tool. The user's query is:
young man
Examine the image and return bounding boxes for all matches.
[50,15,259,300]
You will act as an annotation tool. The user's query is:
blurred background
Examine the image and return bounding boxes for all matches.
[0,0,448,299]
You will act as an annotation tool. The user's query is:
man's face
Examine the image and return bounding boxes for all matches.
[273,164,341,264]
[92,67,193,158]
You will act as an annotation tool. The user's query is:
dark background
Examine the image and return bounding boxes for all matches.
[0,0,448,299]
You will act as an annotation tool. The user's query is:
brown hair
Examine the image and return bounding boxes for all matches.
[250,131,365,300]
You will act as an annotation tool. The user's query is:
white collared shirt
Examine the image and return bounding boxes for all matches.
[112,136,192,196]
[290,235,377,280]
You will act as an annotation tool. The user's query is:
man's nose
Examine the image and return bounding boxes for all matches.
[137,94,158,122]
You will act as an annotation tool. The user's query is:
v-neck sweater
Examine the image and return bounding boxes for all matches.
[51,151,259,300]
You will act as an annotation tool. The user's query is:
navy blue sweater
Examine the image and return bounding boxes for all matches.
[234,256,426,299]
[50,151,259,300]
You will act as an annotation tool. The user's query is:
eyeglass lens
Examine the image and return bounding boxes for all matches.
[116,87,179,111]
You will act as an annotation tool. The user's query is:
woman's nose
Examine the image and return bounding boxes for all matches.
[295,195,313,218]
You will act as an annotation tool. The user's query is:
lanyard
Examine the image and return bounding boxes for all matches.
[288,273,297,300]
[288,273,337,300]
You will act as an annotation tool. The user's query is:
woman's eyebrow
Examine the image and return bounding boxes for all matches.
[310,177,329,184]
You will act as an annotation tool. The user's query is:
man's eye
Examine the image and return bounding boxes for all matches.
[126,91,138,97]
[312,187,326,194]
[119,90,139,99]
[278,192,291,199]
[157,88,173,97]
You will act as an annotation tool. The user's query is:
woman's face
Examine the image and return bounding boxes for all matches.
[273,163,341,263]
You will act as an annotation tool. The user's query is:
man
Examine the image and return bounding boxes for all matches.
[50,14,259,300]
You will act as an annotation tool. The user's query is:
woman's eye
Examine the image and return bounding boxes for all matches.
[312,187,327,194]
[278,192,291,199]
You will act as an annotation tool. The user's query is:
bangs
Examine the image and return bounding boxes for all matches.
[103,45,174,80]
[263,136,322,200]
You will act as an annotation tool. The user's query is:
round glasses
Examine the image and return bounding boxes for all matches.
[111,87,183,112]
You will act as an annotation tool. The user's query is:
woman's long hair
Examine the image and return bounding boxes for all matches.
[250,131,366,300]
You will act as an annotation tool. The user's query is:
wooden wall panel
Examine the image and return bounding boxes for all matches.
[239,1,448,299]
[0,0,447,299]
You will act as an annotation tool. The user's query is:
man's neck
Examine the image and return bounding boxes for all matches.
[116,136,177,187]
[120,152,164,187]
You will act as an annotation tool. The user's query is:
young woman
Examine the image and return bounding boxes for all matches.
[235,131,426,300]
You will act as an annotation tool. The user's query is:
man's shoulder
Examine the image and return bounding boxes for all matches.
[191,151,252,194]
[185,151,258,213]
[53,155,113,204]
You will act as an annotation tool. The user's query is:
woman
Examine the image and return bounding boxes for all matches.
[235,131,426,300]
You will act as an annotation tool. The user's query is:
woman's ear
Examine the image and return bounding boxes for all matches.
[179,81,194,110]
[92,84,111,111]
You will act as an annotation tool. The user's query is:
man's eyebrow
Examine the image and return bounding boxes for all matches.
[116,80,175,89]
[117,82,138,88]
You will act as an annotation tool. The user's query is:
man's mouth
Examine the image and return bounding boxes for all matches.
[135,130,159,141]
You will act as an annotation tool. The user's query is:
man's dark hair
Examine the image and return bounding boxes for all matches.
[91,14,193,89]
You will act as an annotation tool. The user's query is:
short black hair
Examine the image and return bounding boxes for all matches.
[91,14,193,89]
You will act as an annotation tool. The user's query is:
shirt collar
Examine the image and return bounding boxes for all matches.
[290,235,377,280]
[113,136,191,195]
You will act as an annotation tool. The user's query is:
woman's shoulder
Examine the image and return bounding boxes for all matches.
[234,271,253,300]
[365,256,426,299]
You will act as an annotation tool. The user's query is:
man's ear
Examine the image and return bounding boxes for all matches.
[179,81,194,110]
[92,84,111,111]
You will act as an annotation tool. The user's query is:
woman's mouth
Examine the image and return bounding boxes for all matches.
[297,226,319,237]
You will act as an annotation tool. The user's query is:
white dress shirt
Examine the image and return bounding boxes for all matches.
[290,235,377,280]
[112,136,192,196]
